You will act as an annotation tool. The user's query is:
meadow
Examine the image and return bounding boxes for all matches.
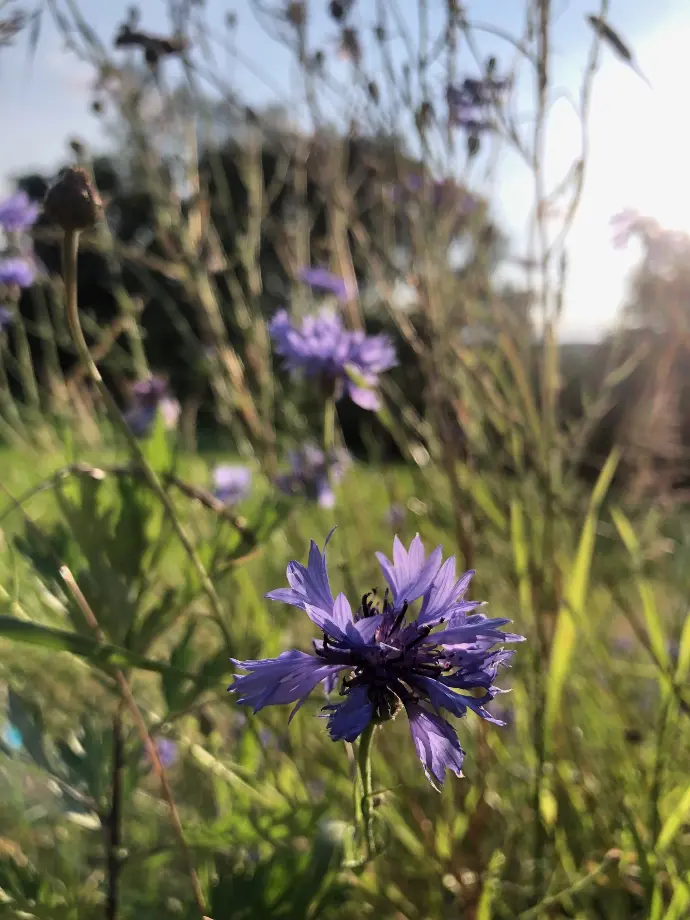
[2,1,690,918]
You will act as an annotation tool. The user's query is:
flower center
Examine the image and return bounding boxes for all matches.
[368,685,402,724]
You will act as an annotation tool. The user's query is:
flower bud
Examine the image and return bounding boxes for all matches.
[43,167,102,231]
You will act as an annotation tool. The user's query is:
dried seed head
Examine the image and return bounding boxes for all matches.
[43,168,102,231]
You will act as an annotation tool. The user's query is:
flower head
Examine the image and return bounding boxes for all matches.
[0,306,13,331]
[229,532,524,789]
[147,738,177,768]
[124,375,180,437]
[298,266,355,301]
[0,256,34,289]
[446,77,508,133]
[213,464,252,505]
[276,444,350,508]
[0,191,39,233]
[269,308,396,410]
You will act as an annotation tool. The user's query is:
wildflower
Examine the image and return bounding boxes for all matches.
[269,308,396,411]
[229,532,524,789]
[386,503,406,529]
[213,464,252,505]
[297,266,354,302]
[276,444,350,508]
[0,256,34,289]
[148,738,177,768]
[124,375,180,437]
[0,306,13,330]
[0,191,39,233]
[446,77,508,133]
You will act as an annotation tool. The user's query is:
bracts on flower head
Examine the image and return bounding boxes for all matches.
[228,530,525,790]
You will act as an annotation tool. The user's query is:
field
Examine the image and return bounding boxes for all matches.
[2,1,690,917]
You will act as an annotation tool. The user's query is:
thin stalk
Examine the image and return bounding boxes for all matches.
[59,565,211,920]
[59,229,231,651]
[105,704,124,920]
[357,722,376,864]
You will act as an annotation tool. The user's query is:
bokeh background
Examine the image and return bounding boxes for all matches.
[1,1,690,918]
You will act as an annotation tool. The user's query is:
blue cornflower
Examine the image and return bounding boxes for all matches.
[276,444,350,508]
[124,376,180,437]
[297,266,355,302]
[446,77,509,132]
[0,191,39,233]
[0,256,34,289]
[229,532,524,789]
[213,464,252,505]
[145,737,178,768]
[269,308,396,411]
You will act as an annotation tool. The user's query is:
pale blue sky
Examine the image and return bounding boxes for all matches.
[0,0,686,339]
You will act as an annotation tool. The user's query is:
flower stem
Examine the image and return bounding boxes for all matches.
[60,229,231,650]
[323,395,336,454]
[357,722,376,863]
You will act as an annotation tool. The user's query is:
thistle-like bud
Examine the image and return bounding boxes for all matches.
[43,167,102,232]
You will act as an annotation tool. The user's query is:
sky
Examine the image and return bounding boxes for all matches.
[1,0,688,341]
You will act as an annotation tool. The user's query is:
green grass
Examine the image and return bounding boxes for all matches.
[1,432,690,920]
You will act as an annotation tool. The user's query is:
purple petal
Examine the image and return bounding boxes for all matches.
[325,685,373,741]
[418,566,475,627]
[405,701,465,790]
[376,535,444,607]
[347,382,381,411]
[268,537,335,615]
[297,266,353,301]
[229,650,345,713]
[413,675,506,725]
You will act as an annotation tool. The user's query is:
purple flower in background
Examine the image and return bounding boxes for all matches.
[229,532,524,789]
[124,375,180,437]
[297,266,355,302]
[269,308,396,411]
[0,306,13,330]
[0,257,34,289]
[0,191,39,233]
[213,465,252,505]
[276,444,350,508]
[446,77,508,132]
[386,503,406,529]
[148,738,177,768]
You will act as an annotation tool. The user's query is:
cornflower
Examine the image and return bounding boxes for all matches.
[276,444,350,508]
[269,308,396,410]
[229,532,523,788]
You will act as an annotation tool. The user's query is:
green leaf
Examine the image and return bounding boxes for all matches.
[0,615,196,679]
[545,448,619,739]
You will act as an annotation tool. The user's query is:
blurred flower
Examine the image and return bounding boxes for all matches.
[446,76,508,133]
[0,306,13,330]
[386,503,406,529]
[0,191,39,233]
[276,444,350,508]
[229,532,523,789]
[1,723,23,751]
[213,464,252,505]
[124,375,180,437]
[0,256,34,288]
[150,738,177,768]
[297,266,354,302]
[269,308,397,410]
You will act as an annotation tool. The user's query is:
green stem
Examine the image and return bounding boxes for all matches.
[357,722,376,863]
[60,229,231,651]
[323,395,336,455]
